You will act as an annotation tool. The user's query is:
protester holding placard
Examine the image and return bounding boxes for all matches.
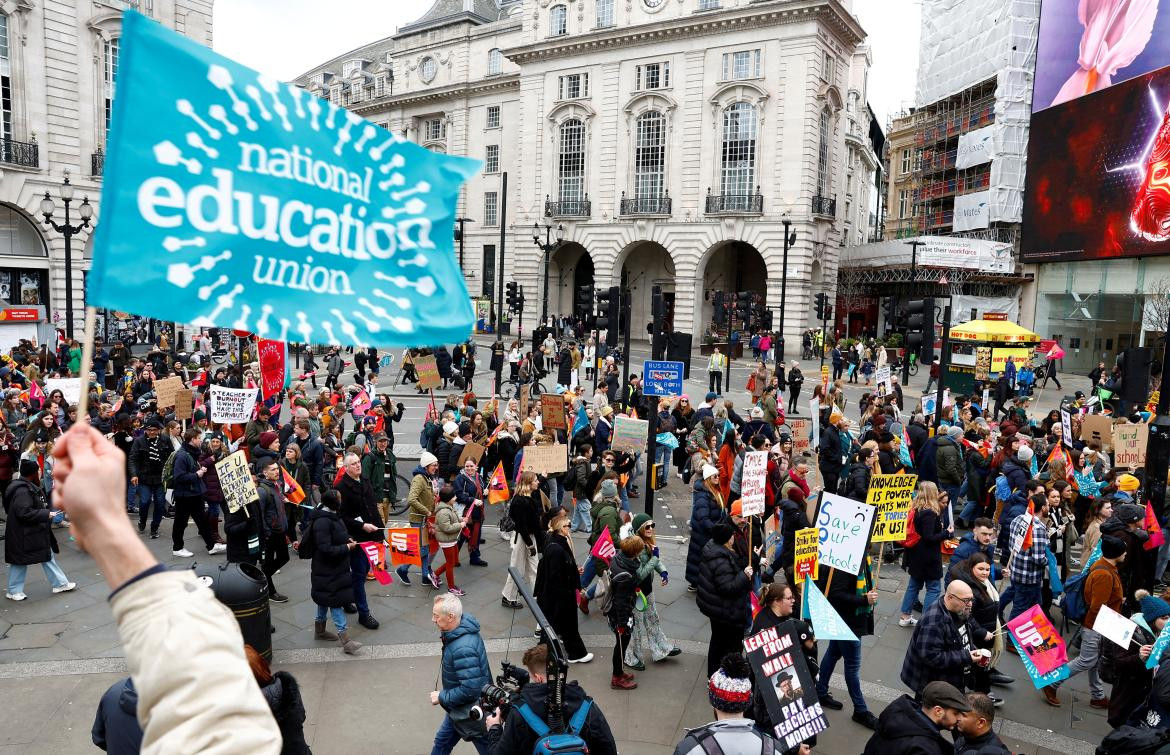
[336,452,385,631]
[685,466,728,593]
[899,482,952,627]
[813,557,879,729]
[748,582,818,734]
[675,653,785,755]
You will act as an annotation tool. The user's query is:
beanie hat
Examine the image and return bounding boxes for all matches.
[600,479,619,499]
[702,464,719,480]
[708,654,753,713]
[1137,589,1170,626]
[193,409,206,421]
[419,451,439,468]
[458,421,472,437]
[18,458,39,479]
[259,431,278,449]
[1101,535,1127,560]
[1117,474,1141,492]
[1116,503,1145,525]
[442,421,459,436]
[730,501,743,517]
[631,513,653,534]
[947,425,964,438]
[705,392,719,402]
[1016,446,1034,463]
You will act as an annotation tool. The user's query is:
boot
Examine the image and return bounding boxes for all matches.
[314,620,338,641]
[209,516,225,545]
[338,630,362,655]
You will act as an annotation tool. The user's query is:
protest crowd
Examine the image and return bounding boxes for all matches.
[5,320,1170,755]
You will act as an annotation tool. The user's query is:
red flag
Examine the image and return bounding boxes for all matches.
[484,423,503,448]
[257,339,287,400]
[360,542,393,584]
[190,370,208,387]
[1018,499,1035,551]
[750,591,761,619]
[590,526,616,565]
[280,467,306,504]
[487,461,510,504]
[1144,501,1165,551]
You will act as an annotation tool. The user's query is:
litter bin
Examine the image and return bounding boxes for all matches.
[192,561,272,660]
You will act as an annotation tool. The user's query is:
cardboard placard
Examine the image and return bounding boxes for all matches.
[1114,422,1149,469]
[1079,415,1114,449]
[457,441,486,468]
[215,450,258,513]
[415,354,440,391]
[791,419,810,454]
[793,527,819,584]
[174,388,194,421]
[867,473,918,543]
[153,376,184,408]
[611,416,648,453]
[740,450,768,516]
[742,626,829,749]
[209,385,258,424]
[519,384,530,420]
[815,492,876,575]
[541,393,567,431]
[524,443,568,474]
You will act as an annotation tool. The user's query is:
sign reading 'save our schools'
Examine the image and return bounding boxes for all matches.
[88,12,480,349]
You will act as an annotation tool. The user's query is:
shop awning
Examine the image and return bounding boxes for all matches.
[948,319,1041,344]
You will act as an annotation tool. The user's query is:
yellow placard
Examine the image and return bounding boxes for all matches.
[868,472,918,543]
[794,527,819,584]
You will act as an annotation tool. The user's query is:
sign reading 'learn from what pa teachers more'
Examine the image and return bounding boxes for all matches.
[88,12,480,349]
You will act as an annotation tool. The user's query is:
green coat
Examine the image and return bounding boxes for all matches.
[589,500,621,547]
[406,472,435,524]
[433,501,464,542]
[762,393,779,425]
[362,448,388,501]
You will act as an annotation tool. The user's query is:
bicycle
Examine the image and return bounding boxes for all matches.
[501,375,548,400]
[384,469,412,516]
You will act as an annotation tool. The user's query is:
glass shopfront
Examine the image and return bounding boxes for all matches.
[0,204,50,307]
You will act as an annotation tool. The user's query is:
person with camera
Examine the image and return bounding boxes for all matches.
[484,643,618,755]
[430,592,492,755]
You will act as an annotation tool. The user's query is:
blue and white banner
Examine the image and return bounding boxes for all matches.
[89,12,479,349]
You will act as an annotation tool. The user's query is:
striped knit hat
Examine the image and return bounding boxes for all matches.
[708,654,753,713]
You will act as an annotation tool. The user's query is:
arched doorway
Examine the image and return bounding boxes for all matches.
[615,240,675,341]
[698,240,767,339]
[547,242,593,323]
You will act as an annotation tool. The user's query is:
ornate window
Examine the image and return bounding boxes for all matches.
[817,107,831,197]
[419,56,437,84]
[558,119,585,202]
[596,0,614,28]
[103,36,118,137]
[634,111,665,199]
[487,48,502,75]
[720,103,757,198]
[721,49,761,81]
[550,5,567,36]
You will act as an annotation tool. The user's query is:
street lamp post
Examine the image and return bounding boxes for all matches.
[40,172,94,339]
[776,218,797,376]
[532,222,564,327]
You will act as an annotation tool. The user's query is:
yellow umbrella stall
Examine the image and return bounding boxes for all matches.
[945,315,1041,395]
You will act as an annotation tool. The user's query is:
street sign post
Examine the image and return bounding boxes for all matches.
[643,360,684,397]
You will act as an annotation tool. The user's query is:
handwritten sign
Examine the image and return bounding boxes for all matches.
[611,416,648,454]
[456,441,485,468]
[153,376,184,408]
[43,378,81,406]
[794,527,819,584]
[523,443,568,474]
[1114,423,1149,469]
[791,419,810,454]
[742,626,828,750]
[519,384,529,419]
[541,394,567,431]
[415,354,440,391]
[174,388,194,421]
[867,473,918,543]
[1079,415,1114,449]
[815,492,875,575]
[739,450,768,516]
[215,450,258,513]
[209,385,258,424]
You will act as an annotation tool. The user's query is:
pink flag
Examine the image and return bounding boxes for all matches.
[1006,604,1068,676]
[28,380,44,407]
[1144,501,1165,551]
[590,527,616,565]
[360,542,393,585]
[352,389,372,417]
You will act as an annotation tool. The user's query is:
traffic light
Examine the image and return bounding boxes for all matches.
[575,286,593,318]
[882,298,898,331]
[735,291,752,328]
[761,309,774,331]
[905,297,935,360]
[814,293,828,320]
[516,285,526,313]
[505,281,519,312]
[713,291,727,327]
[596,285,620,347]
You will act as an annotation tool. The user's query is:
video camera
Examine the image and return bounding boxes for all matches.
[468,661,530,721]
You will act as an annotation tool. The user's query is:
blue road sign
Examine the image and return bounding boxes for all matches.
[643,360,684,397]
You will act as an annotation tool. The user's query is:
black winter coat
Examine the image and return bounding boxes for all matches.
[817,561,875,637]
[535,533,584,639]
[261,671,312,755]
[696,540,751,628]
[335,473,384,543]
[509,494,543,549]
[308,508,354,608]
[91,677,143,754]
[819,425,845,475]
[557,350,573,386]
[904,508,947,581]
[685,480,727,586]
[954,729,1011,755]
[862,694,954,755]
[224,497,263,563]
[777,497,811,573]
[606,551,641,632]
[435,347,453,379]
[841,461,872,500]
[3,479,55,565]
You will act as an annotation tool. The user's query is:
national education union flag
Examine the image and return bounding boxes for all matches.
[88,11,480,349]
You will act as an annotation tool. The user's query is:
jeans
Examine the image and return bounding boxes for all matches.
[349,546,370,616]
[1061,627,1105,699]
[7,553,69,594]
[579,554,599,590]
[900,575,941,615]
[569,499,591,532]
[395,521,433,581]
[315,604,347,634]
[430,714,490,755]
[95,369,106,388]
[547,477,565,508]
[1006,580,1043,621]
[138,484,167,532]
[958,498,987,525]
[126,481,139,512]
[655,444,671,475]
[817,639,868,712]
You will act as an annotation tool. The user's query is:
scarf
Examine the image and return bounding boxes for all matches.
[855,555,874,617]
[788,470,810,498]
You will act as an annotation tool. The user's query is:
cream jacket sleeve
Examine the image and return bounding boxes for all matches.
[110,570,281,754]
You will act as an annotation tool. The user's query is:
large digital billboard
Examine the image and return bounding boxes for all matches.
[1033,0,1170,113]
[1021,63,1170,262]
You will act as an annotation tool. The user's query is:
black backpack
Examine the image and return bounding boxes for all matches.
[296,515,317,559]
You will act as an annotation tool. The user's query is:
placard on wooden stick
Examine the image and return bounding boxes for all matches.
[153,376,184,408]
[174,388,194,421]
[524,443,568,474]
[415,354,440,391]
[541,394,567,431]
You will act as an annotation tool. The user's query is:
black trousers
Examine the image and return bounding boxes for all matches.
[172,495,214,552]
[263,531,289,593]
[613,628,632,676]
[708,620,744,677]
[709,371,722,395]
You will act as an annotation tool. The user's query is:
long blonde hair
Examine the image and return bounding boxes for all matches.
[914,481,942,513]
[515,470,538,498]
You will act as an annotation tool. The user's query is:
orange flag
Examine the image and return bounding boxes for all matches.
[1020,499,1035,550]
[281,467,306,504]
[487,461,511,504]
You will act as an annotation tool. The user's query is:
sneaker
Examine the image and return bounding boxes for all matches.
[818,693,844,710]
[852,710,878,730]
[172,548,194,558]
[686,584,698,593]
[988,669,1015,686]
[137,521,146,533]
[501,597,523,609]
[626,659,646,670]
[51,582,76,594]
[268,592,289,603]
[4,592,26,601]
[898,616,918,627]
[533,628,542,640]
[150,531,159,539]
[448,587,466,597]
[396,569,412,586]
[569,653,594,664]
[427,572,441,590]
[208,543,227,555]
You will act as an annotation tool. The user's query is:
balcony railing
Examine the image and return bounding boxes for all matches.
[811,194,837,217]
[705,187,763,214]
[91,150,105,178]
[545,195,591,218]
[0,138,38,168]
[620,192,671,216]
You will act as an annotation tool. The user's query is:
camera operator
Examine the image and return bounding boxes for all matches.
[485,644,617,755]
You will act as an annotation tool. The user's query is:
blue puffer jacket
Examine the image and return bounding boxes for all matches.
[438,614,492,715]
[946,531,1002,582]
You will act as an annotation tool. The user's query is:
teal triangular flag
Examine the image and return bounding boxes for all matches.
[805,579,858,642]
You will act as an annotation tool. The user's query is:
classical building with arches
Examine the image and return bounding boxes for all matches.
[295,0,881,345]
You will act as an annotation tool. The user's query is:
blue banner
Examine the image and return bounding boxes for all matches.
[803,578,858,642]
[1010,632,1069,689]
[89,12,479,349]
[1080,540,1102,574]
[1148,622,1170,669]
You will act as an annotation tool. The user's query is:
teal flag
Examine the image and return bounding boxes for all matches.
[803,579,858,642]
[89,11,479,349]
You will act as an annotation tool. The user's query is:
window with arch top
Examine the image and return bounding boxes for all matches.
[634,111,666,199]
[550,5,567,36]
[558,118,585,202]
[720,103,757,200]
